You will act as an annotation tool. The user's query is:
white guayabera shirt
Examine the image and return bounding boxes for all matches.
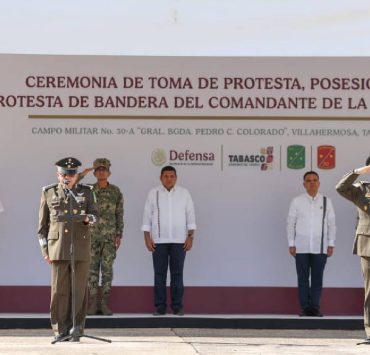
[287,192,336,254]
[141,185,196,243]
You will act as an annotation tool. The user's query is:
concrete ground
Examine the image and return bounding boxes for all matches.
[0,328,370,354]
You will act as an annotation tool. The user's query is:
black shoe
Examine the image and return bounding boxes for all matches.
[173,308,184,316]
[311,308,323,317]
[153,308,166,316]
[299,309,311,317]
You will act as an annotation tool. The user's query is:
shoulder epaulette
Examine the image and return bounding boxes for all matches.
[78,183,94,190]
[42,183,58,192]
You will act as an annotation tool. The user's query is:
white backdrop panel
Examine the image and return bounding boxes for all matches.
[0,55,368,287]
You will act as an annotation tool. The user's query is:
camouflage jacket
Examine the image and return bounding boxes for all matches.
[91,182,124,239]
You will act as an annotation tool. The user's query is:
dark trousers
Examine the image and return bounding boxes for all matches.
[152,243,186,311]
[295,253,327,311]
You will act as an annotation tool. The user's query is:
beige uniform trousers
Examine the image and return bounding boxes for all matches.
[50,260,90,336]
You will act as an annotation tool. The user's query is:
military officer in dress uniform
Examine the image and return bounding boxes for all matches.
[37,157,97,342]
[336,160,370,344]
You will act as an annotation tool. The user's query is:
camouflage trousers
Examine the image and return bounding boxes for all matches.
[88,237,117,296]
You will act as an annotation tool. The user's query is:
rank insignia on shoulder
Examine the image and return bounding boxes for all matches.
[42,183,58,192]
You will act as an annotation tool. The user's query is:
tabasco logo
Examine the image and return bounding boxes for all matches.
[287,145,305,169]
[317,145,335,169]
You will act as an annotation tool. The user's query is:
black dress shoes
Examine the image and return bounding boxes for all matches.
[299,308,311,317]
[311,308,323,317]
[299,308,323,317]
[153,308,166,316]
[173,308,184,316]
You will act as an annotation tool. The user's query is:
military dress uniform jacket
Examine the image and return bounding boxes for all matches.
[37,183,98,261]
[336,170,370,257]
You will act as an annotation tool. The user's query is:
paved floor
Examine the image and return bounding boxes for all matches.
[0,328,370,354]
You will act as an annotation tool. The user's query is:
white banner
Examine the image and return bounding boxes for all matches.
[0,54,368,287]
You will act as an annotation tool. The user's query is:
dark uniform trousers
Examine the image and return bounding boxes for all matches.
[51,260,90,335]
[336,171,370,336]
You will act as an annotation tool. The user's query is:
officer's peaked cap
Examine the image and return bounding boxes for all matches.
[55,157,81,175]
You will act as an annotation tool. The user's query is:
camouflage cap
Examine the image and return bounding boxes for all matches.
[93,158,111,170]
[55,157,81,175]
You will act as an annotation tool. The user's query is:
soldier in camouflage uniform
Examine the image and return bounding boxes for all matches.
[80,158,124,315]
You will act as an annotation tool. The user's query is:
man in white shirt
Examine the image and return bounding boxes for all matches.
[287,171,336,317]
[141,166,196,316]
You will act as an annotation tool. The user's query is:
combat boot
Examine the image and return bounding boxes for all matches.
[87,295,98,315]
[100,294,113,316]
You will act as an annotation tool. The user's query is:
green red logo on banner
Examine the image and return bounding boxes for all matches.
[287,145,305,169]
[317,145,335,169]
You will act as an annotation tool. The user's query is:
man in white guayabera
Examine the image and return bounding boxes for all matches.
[141,166,196,316]
[287,171,336,317]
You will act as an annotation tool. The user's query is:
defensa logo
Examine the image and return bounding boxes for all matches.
[151,149,215,166]
[228,147,274,170]
[151,149,167,166]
